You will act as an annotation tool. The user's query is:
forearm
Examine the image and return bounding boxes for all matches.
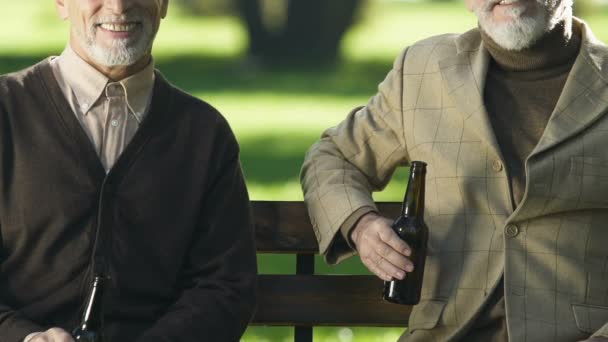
[320,206,377,264]
[301,125,407,256]
[136,138,257,341]
[301,145,379,256]
[301,48,410,258]
[135,220,257,342]
[135,279,256,342]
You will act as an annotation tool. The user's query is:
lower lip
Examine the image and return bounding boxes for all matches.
[98,25,140,39]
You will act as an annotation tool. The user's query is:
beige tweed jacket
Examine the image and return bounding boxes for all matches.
[301,19,608,341]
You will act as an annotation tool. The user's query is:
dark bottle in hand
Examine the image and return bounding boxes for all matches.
[383,161,429,305]
[72,274,105,342]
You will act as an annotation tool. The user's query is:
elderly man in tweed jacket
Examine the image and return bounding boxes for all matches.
[300,0,608,340]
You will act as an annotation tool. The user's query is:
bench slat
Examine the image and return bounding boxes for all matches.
[253,201,402,253]
[252,274,411,326]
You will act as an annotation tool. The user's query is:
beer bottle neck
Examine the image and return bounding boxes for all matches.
[80,275,105,330]
[402,162,426,219]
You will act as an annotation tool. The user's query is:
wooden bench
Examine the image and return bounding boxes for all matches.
[250,200,412,342]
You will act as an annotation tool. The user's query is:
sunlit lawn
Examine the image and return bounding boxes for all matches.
[1,1,607,341]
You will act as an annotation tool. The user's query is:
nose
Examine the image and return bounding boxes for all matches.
[105,0,133,14]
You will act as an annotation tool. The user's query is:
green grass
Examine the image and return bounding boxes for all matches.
[1,1,607,341]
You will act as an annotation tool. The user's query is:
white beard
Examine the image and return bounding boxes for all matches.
[76,14,156,67]
[474,0,571,50]
[86,33,152,67]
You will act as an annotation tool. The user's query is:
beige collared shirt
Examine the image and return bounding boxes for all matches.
[50,46,155,172]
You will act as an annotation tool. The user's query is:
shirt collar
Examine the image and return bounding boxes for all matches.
[118,60,155,123]
[56,46,155,122]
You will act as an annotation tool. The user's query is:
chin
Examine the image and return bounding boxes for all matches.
[86,34,153,67]
[89,45,146,67]
[479,11,550,50]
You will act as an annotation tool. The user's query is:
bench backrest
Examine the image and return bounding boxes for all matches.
[250,201,411,341]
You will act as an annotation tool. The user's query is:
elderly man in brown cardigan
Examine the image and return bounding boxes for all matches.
[301,0,608,340]
[0,1,257,341]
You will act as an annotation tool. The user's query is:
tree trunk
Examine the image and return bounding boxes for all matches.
[236,0,363,65]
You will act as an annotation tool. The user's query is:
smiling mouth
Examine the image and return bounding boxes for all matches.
[96,22,141,33]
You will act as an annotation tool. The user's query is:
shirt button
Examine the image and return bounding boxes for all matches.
[505,224,519,238]
[111,119,119,127]
[492,159,503,172]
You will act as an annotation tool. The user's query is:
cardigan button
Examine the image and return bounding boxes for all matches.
[505,224,519,238]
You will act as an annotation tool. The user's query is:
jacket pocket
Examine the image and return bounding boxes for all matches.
[408,300,447,332]
[571,303,608,334]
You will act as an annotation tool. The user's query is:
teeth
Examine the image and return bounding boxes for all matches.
[498,0,518,4]
[99,23,137,32]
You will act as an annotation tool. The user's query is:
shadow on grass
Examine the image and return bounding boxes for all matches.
[0,53,393,98]
[238,133,317,185]
[0,55,49,76]
[239,131,410,198]
[157,54,393,98]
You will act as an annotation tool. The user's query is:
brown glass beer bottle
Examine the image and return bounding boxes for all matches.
[72,274,105,342]
[383,161,429,305]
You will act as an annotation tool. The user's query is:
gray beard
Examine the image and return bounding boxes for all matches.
[475,1,569,51]
[85,33,152,67]
[479,13,547,50]
[76,18,156,67]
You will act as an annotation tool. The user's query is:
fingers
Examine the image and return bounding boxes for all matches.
[372,235,413,273]
[378,225,411,256]
[352,214,414,281]
[362,251,406,281]
[362,254,394,281]
[30,328,75,342]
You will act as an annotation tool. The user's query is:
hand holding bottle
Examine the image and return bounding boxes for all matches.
[350,212,414,282]
[382,161,429,305]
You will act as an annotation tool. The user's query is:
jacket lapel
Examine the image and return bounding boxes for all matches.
[530,20,608,157]
[438,29,503,159]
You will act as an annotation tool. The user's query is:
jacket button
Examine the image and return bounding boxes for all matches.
[505,224,519,238]
[492,159,503,172]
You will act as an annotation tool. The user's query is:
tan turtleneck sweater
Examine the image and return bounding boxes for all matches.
[484,21,581,208]
[463,21,581,341]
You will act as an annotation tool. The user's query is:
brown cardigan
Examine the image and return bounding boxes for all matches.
[0,60,257,342]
